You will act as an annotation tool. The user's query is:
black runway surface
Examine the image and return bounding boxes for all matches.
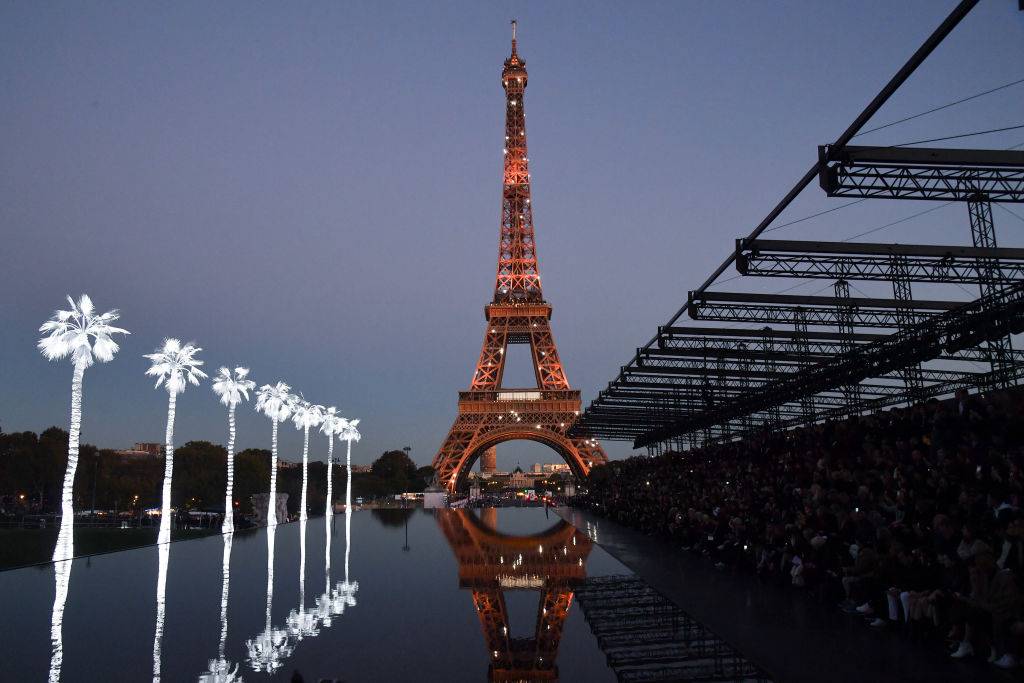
[559,507,1014,683]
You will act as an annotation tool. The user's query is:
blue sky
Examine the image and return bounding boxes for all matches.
[1,1,1022,466]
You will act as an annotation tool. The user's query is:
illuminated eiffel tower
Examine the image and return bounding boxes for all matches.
[432,22,607,492]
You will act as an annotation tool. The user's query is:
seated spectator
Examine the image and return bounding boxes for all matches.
[576,387,1024,670]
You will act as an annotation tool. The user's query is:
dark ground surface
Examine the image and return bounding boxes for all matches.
[0,527,220,570]
[560,507,1016,683]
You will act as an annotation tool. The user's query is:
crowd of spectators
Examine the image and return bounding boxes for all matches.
[577,388,1024,669]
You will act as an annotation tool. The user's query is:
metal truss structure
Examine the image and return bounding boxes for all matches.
[819,146,1024,202]
[433,27,607,492]
[437,508,592,682]
[638,282,1024,446]
[736,239,1024,284]
[573,1,1024,452]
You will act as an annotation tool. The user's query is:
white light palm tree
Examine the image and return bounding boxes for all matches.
[319,408,346,523]
[338,419,361,592]
[289,397,324,522]
[212,367,255,533]
[255,382,292,527]
[144,339,207,543]
[38,294,129,562]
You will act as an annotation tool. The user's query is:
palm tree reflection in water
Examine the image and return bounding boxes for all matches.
[152,538,170,682]
[246,522,292,673]
[47,533,74,683]
[198,532,240,682]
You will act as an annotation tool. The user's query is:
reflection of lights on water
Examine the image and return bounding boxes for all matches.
[245,429,361,676]
[197,657,239,683]
[48,529,73,683]
[198,533,239,683]
[152,539,170,681]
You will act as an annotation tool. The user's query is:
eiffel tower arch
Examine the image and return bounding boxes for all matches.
[433,23,607,492]
[437,508,593,681]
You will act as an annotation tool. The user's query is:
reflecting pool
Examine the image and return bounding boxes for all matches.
[1,507,625,681]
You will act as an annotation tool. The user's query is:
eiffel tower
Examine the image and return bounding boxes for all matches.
[437,508,593,681]
[432,22,608,492]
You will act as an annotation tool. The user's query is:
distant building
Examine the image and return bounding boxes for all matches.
[542,463,570,475]
[531,463,543,474]
[509,466,540,490]
[480,447,497,474]
[115,442,164,459]
[277,459,301,470]
[351,464,373,474]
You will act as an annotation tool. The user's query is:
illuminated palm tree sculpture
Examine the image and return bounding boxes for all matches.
[211,367,255,533]
[144,338,207,544]
[255,382,292,527]
[319,407,346,522]
[38,294,129,561]
[288,397,324,522]
[338,418,361,596]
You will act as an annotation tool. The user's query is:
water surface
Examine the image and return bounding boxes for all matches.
[0,507,623,682]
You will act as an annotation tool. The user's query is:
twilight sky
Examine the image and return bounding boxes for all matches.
[1,2,1022,467]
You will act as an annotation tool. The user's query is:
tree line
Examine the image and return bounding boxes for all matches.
[0,427,432,518]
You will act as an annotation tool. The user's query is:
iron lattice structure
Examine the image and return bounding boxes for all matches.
[432,27,607,492]
[571,1,1024,451]
[437,508,593,682]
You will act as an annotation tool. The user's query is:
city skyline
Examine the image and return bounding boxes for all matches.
[2,2,1023,466]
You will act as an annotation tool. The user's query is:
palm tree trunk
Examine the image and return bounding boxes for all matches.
[344,438,352,586]
[218,532,233,661]
[325,436,334,523]
[53,362,86,562]
[222,403,236,533]
[300,426,310,521]
[158,392,177,544]
[268,419,279,527]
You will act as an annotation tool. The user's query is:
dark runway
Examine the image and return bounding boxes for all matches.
[559,507,1013,683]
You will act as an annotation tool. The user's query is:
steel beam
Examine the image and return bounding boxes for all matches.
[736,239,1024,283]
[819,146,1024,202]
[688,290,960,327]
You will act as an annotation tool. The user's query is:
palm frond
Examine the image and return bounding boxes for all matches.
[145,338,205,395]
[38,294,129,367]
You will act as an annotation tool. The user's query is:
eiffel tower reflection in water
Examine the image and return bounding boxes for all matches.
[437,508,593,683]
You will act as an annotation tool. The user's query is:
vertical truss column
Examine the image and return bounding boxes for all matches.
[890,255,924,399]
[736,343,753,435]
[793,309,816,425]
[760,326,782,428]
[671,386,685,453]
[715,350,732,441]
[833,279,862,412]
[969,194,1015,388]
[700,349,714,446]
